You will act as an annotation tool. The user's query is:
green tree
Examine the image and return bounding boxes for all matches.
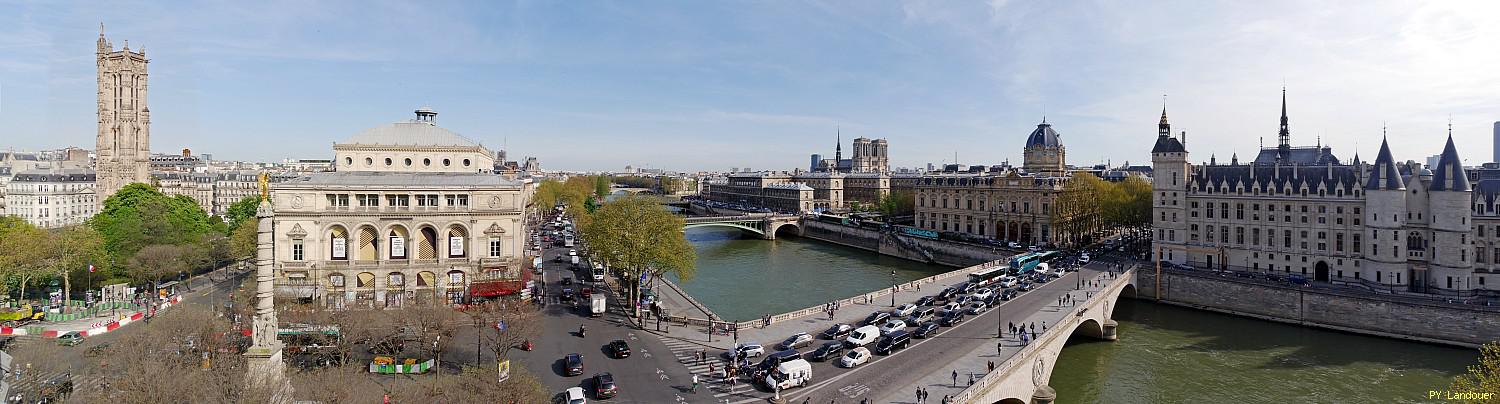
[594,175,611,199]
[91,183,215,265]
[223,195,261,232]
[0,216,50,301]
[51,225,107,310]
[229,218,259,259]
[1450,342,1500,403]
[130,244,190,292]
[877,190,916,219]
[578,195,696,318]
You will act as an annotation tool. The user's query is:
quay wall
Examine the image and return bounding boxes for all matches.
[1136,269,1500,348]
[798,220,1010,268]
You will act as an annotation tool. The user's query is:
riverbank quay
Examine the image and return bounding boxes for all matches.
[1137,267,1500,348]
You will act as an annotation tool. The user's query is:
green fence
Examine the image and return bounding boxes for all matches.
[42,302,138,322]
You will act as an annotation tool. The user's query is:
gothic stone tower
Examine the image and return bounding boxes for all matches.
[95,24,151,203]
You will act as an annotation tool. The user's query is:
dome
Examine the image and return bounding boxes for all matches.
[340,108,482,148]
[1418,168,1433,176]
[1025,121,1061,149]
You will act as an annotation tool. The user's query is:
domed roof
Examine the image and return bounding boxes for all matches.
[340,108,482,148]
[1025,121,1061,149]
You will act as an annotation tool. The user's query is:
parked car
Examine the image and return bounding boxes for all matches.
[726,343,765,359]
[819,324,853,340]
[878,319,907,335]
[839,347,872,368]
[608,340,631,358]
[861,311,891,327]
[593,372,617,399]
[892,303,918,318]
[913,322,940,338]
[779,332,814,350]
[564,353,585,376]
[807,341,846,362]
[874,330,911,355]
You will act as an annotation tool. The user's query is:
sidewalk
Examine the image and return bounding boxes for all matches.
[0,263,244,338]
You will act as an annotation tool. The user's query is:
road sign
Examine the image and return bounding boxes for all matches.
[498,360,511,383]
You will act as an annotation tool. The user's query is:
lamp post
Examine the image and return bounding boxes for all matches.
[890,271,897,307]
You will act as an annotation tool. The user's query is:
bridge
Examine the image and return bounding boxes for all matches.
[681,214,801,239]
[956,267,1137,404]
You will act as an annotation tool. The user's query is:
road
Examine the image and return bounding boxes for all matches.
[511,240,706,403]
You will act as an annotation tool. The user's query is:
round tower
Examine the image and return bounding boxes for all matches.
[1427,134,1474,291]
[1362,137,1409,285]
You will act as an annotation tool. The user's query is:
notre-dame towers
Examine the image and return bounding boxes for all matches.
[95,24,152,203]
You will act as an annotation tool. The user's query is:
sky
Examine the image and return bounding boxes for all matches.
[1,0,1498,172]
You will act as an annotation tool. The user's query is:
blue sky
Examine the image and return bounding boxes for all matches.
[2,0,1498,172]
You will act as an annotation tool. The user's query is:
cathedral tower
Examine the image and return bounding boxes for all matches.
[95,24,152,203]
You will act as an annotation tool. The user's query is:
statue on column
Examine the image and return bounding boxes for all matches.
[246,170,292,402]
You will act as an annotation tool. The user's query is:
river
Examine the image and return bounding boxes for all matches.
[666,227,948,321]
[1049,299,1475,403]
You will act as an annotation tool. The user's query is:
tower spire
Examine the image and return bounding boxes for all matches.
[1278,87,1290,148]
[1158,94,1170,137]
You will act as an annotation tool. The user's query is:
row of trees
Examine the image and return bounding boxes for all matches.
[1050,174,1153,247]
[0,182,266,305]
[847,190,917,220]
[574,195,696,318]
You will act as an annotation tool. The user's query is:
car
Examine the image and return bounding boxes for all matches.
[938,310,966,326]
[878,319,907,335]
[570,249,578,256]
[555,255,564,263]
[564,353,585,376]
[726,343,765,359]
[562,386,588,404]
[913,322,940,338]
[580,287,593,298]
[608,340,631,358]
[874,330,910,355]
[957,282,979,294]
[1017,282,1035,292]
[839,347,872,368]
[861,311,891,327]
[892,303,918,317]
[561,289,576,302]
[980,293,1000,306]
[966,302,989,315]
[593,372,617,399]
[819,324,853,340]
[57,331,84,347]
[1077,254,1091,265]
[1000,289,1018,301]
[757,349,803,371]
[998,277,1018,288]
[845,325,881,348]
[904,307,937,325]
[807,341,846,361]
[914,296,937,306]
[1007,241,1022,249]
[561,277,574,286]
[970,288,994,301]
[936,287,959,300]
[779,332,814,350]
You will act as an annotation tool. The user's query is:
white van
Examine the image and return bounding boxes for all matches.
[764,359,812,390]
[845,325,881,348]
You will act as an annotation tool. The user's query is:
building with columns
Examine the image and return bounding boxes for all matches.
[94,25,152,203]
[1152,90,1496,294]
[270,107,532,307]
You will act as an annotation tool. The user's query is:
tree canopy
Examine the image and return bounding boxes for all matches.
[577,195,696,317]
[1451,342,1500,403]
[1050,173,1153,246]
[90,183,216,265]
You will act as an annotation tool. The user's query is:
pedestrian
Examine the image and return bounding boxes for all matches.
[988,360,995,372]
[1032,330,1037,339]
[996,341,1003,355]
[916,387,923,403]
[1030,322,1035,331]
[709,362,716,377]
[921,387,928,403]
[952,369,958,386]
[804,398,810,404]
[691,374,699,393]
[969,373,974,386]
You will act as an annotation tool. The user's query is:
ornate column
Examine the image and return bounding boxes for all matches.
[246,173,292,401]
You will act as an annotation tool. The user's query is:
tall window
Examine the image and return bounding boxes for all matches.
[446,194,470,207]
[327,194,350,207]
[489,239,502,257]
[417,194,439,207]
[292,241,304,261]
[357,194,379,207]
[386,195,410,207]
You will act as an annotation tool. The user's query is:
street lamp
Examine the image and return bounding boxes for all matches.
[890,271,897,307]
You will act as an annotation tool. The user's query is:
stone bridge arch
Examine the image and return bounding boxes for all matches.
[682,221,767,237]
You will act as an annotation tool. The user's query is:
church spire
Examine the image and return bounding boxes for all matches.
[1278,87,1290,149]
[835,127,842,165]
[1158,94,1170,138]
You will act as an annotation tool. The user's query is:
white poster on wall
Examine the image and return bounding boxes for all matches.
[449,236,465,256]
[332,237,347,259]
[391,236,406,258]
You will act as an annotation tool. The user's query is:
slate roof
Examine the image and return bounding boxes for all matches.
[1151,136,1185,153]
[1473,179,1500,207]
[1189,164,1360,194]
[1366,138,1405,190]
[1431,135,1471,192]
[1025,121,1062,149]
[1250,146,1339,165]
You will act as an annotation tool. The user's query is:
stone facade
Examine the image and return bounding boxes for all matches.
[94,26,151,203]
[4,168,97,228]
[270,108,532,307]
[1152,92,1497,294]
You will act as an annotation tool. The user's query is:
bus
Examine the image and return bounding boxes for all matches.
[590,262,606,282]
[967,266,1009,286]
[1035,251,1061,263]
[564,235,575,248]
[1008,253,1044,275]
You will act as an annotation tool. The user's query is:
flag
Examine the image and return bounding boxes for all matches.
[88,264,95,273]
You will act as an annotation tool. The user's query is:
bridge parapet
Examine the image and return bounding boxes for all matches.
[957,268,1137,404]
[680,214,802,239]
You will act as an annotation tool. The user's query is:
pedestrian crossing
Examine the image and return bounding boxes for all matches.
[5,368,107,400]
[655,337,760,400]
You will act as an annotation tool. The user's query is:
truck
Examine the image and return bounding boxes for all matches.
[590,294,607,317]
[571,255,580,266]
[764,359,812,391]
